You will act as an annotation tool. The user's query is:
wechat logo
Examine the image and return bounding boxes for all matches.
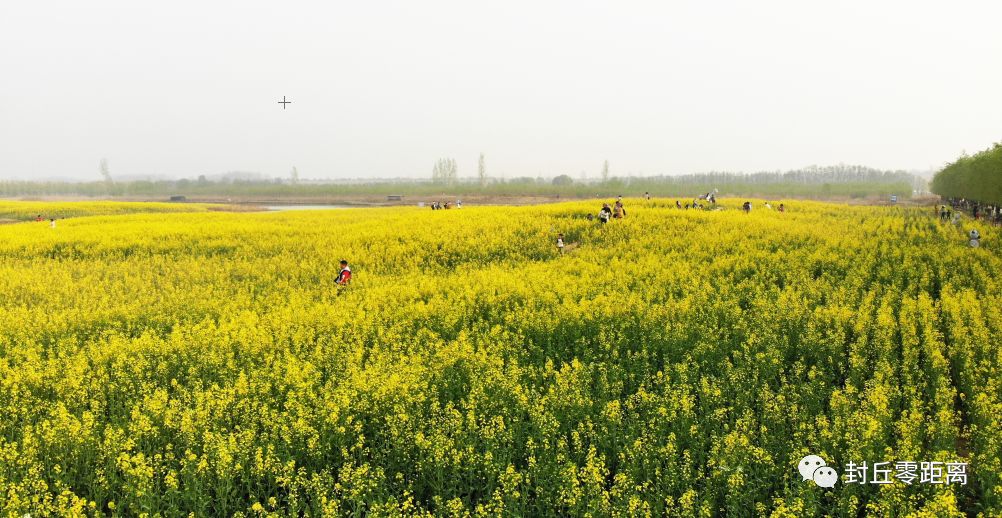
[799,454,838,488]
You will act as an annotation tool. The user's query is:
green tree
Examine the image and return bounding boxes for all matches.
[99,158,113,195]
[932,143,1002,202]
[99,158,112,183]
[552,174,574,186]
[432,158,458,186]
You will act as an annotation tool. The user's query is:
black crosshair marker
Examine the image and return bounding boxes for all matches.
[278,96,292,109]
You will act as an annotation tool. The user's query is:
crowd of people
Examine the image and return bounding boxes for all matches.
[942,198,1002,227]
[938,199,992,248]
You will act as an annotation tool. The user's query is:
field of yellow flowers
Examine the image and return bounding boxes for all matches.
[0,199,999,516]
[0,200,221,222]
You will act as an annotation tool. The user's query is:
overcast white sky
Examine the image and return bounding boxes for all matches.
[1,0,1000,181]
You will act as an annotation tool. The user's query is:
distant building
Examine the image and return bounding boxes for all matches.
[169,195,187,202]
[387,195,404,201]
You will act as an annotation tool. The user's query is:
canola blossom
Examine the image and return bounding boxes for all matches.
[0,200,999,516]
[0,201,221,222]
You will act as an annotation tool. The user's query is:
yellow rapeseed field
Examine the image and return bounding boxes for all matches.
[0,199,999,516]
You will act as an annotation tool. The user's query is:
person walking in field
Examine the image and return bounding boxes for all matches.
[676,200,682,209]
[36,214,43,222]
[335,260,352,285]
[556,233,565,255]
[49,218,56,228]
[644,192,651,201]
[778,203,785,213]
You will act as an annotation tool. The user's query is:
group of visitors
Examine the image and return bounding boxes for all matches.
[940,199,990,248]
[943,198,1002,227]
[673,191,721,208]
[35,214,56,227]
[593,196,627,224]
[678,200,706,210]
[429,200,462,210]
[588,194,786,218]
[937,204,959,224]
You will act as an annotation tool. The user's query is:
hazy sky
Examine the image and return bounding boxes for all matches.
[1,0,1000,181]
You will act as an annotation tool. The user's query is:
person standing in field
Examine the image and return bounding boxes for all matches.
[644,192,651,201]
[556,233,565,255]
[335,260,352,285]
[676,200,682,209]
[36,214,43,222]
[49,218,56,228]
[778,203,785,212]
[598,204,612,224]
[615,198,627,217]
[969,229,981,248]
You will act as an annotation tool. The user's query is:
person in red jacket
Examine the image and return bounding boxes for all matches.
[335,260,352,285]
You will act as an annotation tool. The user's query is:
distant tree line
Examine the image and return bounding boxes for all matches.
[931,142,1002,203]
[0,164,920,200]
